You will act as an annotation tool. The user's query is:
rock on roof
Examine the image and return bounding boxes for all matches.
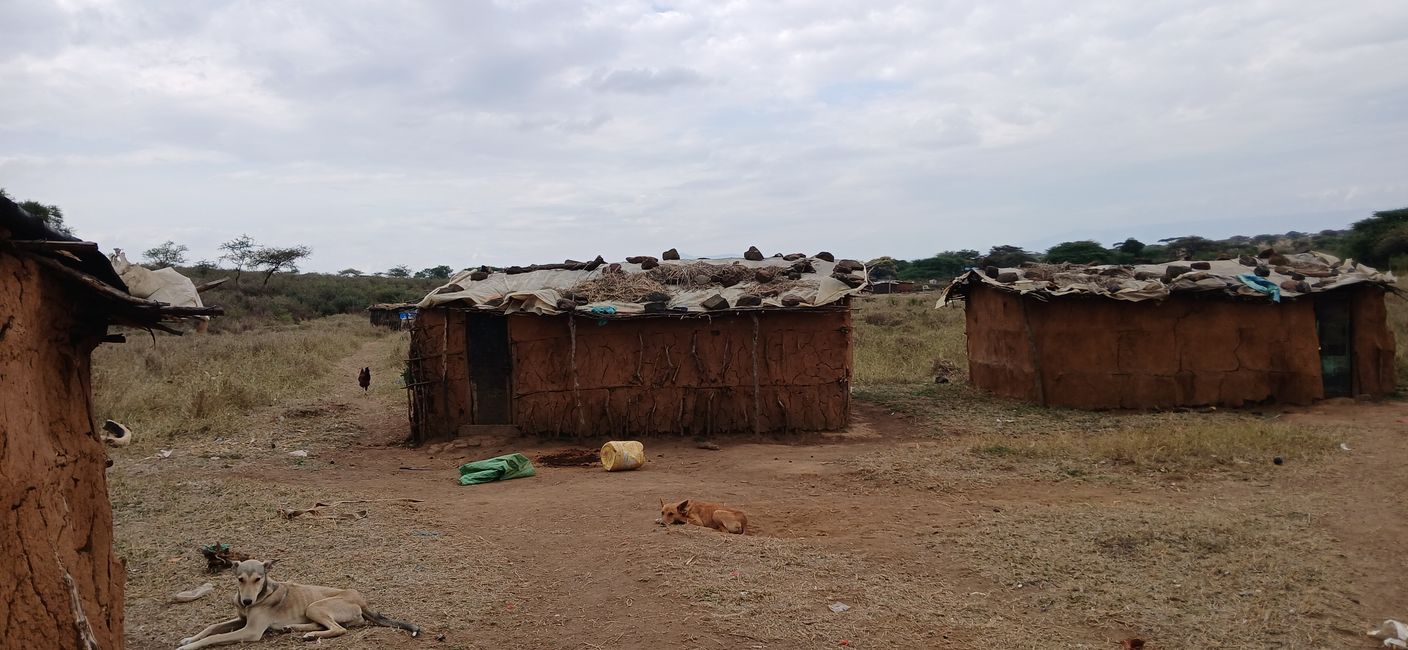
[940,251,1395,304]
[417,251,867,316]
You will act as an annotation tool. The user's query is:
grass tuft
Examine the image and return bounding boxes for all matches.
[93,315,384,443]
[967,421,1338,470]
[852,295,966,384]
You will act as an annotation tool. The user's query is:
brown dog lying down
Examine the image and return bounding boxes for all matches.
[659,499,748,534]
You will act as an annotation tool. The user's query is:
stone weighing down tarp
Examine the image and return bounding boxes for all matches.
[939,251,1396,304]
[418,255,866,316]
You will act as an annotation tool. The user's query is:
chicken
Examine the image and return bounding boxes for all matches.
[358,367,371,393]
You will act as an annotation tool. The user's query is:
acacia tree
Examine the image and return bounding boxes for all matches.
[1045,240,1114,264]
[142,240,188,267]
[1115,238,1146,256]
[3,188,73,235]
[251,245,312,285]
[981,245,1037,268]
[385,265,412,278]
[1345,207,1408,268]
[218,234,258,285]
[414,265,454,279]
[338,268,363,277]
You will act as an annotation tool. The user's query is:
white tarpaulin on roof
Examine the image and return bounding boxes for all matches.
[939,252,1395,305]
[418,256,865,316]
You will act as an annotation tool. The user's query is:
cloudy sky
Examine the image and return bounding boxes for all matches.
[2,0,1407,272]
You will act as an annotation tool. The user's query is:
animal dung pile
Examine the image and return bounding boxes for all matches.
[534,449,601,468]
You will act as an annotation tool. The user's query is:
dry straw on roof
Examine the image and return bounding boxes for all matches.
[568,273,670,303]
[647,261,758,287]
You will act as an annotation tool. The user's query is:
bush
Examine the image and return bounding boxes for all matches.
[179,266,439,332]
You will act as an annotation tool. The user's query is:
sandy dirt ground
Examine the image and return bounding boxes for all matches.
[111,334,1408,650]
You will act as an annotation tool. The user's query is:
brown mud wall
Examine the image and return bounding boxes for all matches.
[0,253,125,649]
[966,285,1326,408]
[964,286,1040,403]
[509,311,851,436]
[1351,285,1397,397]
[408,308,470,441]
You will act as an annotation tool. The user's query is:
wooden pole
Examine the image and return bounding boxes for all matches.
[569,315,585,434]
[1019,297,1048,406]
[751,312,761,434]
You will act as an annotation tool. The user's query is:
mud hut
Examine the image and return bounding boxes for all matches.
[0,196,220,649]
[406,252,867,441]
[940,252,1397,409]
[870,280,916,294]
[368,302,416,330]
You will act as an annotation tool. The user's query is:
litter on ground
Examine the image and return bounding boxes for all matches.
[278,498,423,520]
[458,453,537,485]
[170,582,214,603]
[1368,619,1408,648]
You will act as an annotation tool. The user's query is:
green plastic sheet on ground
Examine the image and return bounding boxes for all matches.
[457,453,537,486]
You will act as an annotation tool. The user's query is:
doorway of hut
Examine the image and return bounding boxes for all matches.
[465,313,512,424]
[1314,296,1354,397]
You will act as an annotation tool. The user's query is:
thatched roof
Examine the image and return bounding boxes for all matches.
[940,251,1396,305]
[418,251,867,317]
[0,195,222,332]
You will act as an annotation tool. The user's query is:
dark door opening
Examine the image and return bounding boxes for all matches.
[466,313,512,424]
[1314,297,1353,397]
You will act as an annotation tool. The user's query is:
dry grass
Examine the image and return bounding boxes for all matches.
[942,501,1349,650]
[969,420,1340,470]
[853,382,1343,491]
[1389,291,1408,383]
[568,271,670,302]
[648,261,758,287]
[92,315,384,445]
[110,471,504,649]
[852,294,966,384]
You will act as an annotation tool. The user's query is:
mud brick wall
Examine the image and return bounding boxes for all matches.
[964,284,1361,408]
[510,311,852,436]
[408,308,471,441]
[963,286,1041,403]
[0,253,125,649]
[1351,285,1397,397]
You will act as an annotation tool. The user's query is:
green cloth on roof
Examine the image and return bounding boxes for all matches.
[457,453,537,486]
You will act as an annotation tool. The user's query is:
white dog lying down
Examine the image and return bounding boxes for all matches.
[1369,620,1408,648]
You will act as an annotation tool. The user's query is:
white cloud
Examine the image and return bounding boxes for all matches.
[0,0,1406,272]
